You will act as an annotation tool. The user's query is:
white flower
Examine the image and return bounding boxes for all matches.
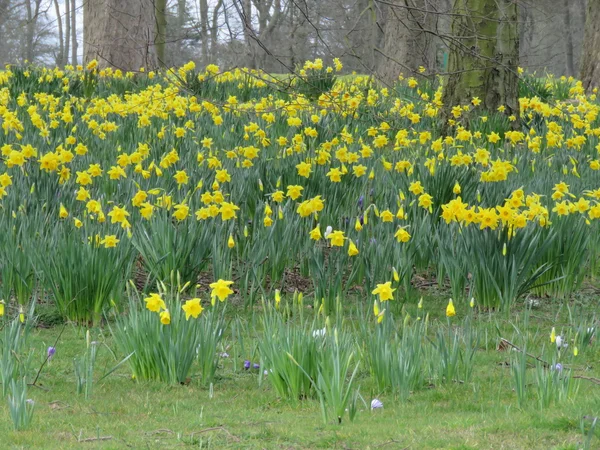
[556,335,568,349]
[312,327,326,338]
[371,399,383,409]
[324,226,333,238]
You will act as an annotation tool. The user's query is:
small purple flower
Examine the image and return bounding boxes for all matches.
[243,360,251,370]
[358,195,364,208]
[553,363,563,372]
[253,363,260,370]
[371,399,383,409]
[359,215,364,225]
[370,238,377,244]
[47,346,56,360]
[220,352,230,358]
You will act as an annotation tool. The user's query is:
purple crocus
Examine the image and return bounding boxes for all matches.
[358,195,364,208]
[371,399,383,409]
[553,363,563,372]
[253,363,260,370]
[243,360,251,370]
[47,346,56,360]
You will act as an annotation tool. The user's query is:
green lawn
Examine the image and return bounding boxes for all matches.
[1,291,599,449]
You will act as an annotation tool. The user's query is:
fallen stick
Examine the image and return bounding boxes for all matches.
[574,376,600,385]
[78,436,112,443]
[498,338,550,367]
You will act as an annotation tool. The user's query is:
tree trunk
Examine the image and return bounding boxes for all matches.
[155,0,167,66]
[71,0,77,65]
[581,0,600,92]
[442,0,519,129]
[253,0,282,70]
[210,0,223,59]
[199,0,209,64]
[377,0,435,84]
[24,0,39,62]
[64,0,70,65]
[241,0,255,68]
[54,0,64,66]
[563,0,575,77]
[84,0,158,71]
[177,0,186,55]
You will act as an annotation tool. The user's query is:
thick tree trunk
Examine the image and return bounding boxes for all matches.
[71,0,77,65]
[64,0,70,65]
[155,0,167,66]
[563,0,575,77]
[84,0,158,71]
[53,0,64,66]
[377,0,435,84]
[581,0,600,92]
[442,0,519,129]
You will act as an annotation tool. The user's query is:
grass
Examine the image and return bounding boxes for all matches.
[1,289,598,449]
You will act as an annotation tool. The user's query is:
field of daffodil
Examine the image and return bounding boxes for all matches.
[1,59,600,319]
[0,60,600,446]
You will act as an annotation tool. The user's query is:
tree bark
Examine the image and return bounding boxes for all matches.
[64,0,70,65]
[84,0,158,71]
[71,0,77,65]
[241,0,255,68]
[155,0,167,66]
[199,0,209,64]
[210,0,223,59]
[441,0,519,128]
[581,0,600,91]
[377,0,436,84]
[563,0,575,77]
[24,0,41,62]
[54,0,64,66]
[177,0,186,55]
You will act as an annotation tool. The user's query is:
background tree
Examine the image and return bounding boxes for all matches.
[155,0,167,66]
[376,0,437,84]
[70,0,77,65]
[0,0,593,88]
[442,0,520,123]
[581,0,600,91]
[52,0,64,65]
[83,0,158,70]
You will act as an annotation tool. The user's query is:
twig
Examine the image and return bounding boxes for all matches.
[574,376,600,385]
[30,323,67,387]
[499,338,550,367]
[78,436,112,443]
[146,429,174,435]
[374,440,407,449]
[190,426,239,441]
